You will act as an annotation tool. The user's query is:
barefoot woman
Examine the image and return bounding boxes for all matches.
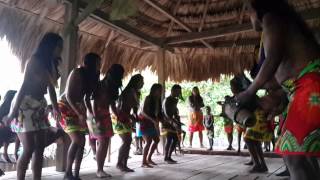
[59,53,101,180]
[140,83,163,168]
[87,64,124,178]
[8,33,63,180]
[115,74,144,172]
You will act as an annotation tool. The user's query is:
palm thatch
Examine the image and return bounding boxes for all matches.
[0,0,319,82]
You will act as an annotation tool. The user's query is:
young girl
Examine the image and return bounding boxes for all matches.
[203,106,214,151]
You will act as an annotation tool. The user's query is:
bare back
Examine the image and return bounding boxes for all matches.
[263,14,320,84]
[65,68,86,104]
[118,88,139,114]
[23,57,53,100]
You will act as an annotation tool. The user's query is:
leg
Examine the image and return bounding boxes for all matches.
[237,132,242,153]
[227,133,233,150]
[17,132,35,180]
[142,136,152,168]
[189,132,193,147]
[117,134,133,172]
[3,142,11,163]
[164,134,173,161]
[208,138,213,150]
[245,139,260,170]
[255,141,268,172]
[96,137,111,178]
[14,137,20,162]
[138,137,143,154]
[147,136,159,165]
[32,130,47,180]
[284,155,316,180]
[168,133,178,162]
[199,131,204,148]
[134,136,139,153]
[89,138,97,159]
[182,131,186,147]
[74,133,86,178]
[64,131,85,179]
[307,156,320,179]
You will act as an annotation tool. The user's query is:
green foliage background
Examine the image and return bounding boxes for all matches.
[138,74,233,138]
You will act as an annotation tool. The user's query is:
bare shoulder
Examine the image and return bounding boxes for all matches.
[263,14,288,33]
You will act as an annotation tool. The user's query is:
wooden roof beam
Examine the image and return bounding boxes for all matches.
[165,7,320,45]
[143,0,213,48]
[70,0,167,49]
[74,0,104,25]
[169,38,261,48]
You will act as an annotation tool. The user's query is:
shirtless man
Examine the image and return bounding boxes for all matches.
[87,64,124,178]
[59,53,101,180]
[7,33,63,180]
[115,74,144,172]
[162,84,183,164]
[237,1,320,179]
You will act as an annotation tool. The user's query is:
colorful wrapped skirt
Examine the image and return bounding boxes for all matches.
[11,96,49,133]
[244,109,272,142]
[87,109,113,140]
[276,60,320,156]
[58,101,87,133]
[188,111,204,132]
[139,115,159,137]
[113,111,132,135]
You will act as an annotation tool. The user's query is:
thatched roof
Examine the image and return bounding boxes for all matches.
[0,0,320,81]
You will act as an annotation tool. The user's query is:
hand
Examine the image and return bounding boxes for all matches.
[78,114,86,123]
[235,90,254,106]
[3,116,13,126]
[53,108,62,122]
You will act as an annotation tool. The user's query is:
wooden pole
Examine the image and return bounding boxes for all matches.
[157,49,166,155]
[56,0,79,172]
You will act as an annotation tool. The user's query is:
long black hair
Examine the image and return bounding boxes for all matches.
[0,90,17,120]
[123,74,144,93]
[34,33,63,74]
[102,64,125,101]
[146,83,163,118]
[248,0,318,46]
[82,53,101,94]
[149,83,163,97]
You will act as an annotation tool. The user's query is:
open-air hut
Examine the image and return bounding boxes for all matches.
[0,0,319,174]
[1,0,318,87]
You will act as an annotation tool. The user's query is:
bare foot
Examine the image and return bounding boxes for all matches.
[116,164,126,172]
[63,174,74,180]
[124,166,135,172]
[141,163,153,168]
[96,170,112,178]
[244,161,253,166]
[0,169,4,176]
[147,160,157,166]
[3,154,11,163]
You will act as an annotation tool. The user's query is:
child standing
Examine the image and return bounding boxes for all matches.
[203,106,214,151]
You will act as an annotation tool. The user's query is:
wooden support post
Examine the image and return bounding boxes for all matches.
[157,49,166,154]
[56,0,79,172]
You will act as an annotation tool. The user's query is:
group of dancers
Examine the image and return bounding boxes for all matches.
[0,0,319,180]
[0,32,185,180]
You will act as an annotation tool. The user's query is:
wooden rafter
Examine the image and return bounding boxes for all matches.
[165,7,320,45]
[68,0,166,49]
[166,0,182,37]
[198,0,210,33]
[74,0,104,25]
[169,38,261,48]
[143,0,213,48]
